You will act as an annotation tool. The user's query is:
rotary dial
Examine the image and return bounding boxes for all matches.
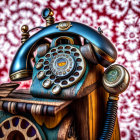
[35,45,86,95]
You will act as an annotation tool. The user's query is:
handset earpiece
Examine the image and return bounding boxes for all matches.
[102,64,130,94]
[99,64,130,140]
[80,42,117,67]
[80,43,98,65]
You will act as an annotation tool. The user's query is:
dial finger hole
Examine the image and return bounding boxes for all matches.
[50,75,55,79]
[44,66,49,70]
[51,49,56,52]
[74,53,79,57]
[65,46,71,49]
[7,130,25,140]
[55,79,60,83]
[21,119,29,129]
[38,59,44,62]
[46,70,51,75]
[74,72,79,76]
[44,60,49,65]
[77,66,82,70]
[58,46,63,49]
[71,48,76,52]
[12,117,19,127]
[3,121,10,129]
[45,54,50,57]
[58,50,63,53]
[69,77,75,82]
[27,126,36,137]
[53,52,58,56]
[76,58,82,62]
[65,51,70,54]
[62,80,68,85]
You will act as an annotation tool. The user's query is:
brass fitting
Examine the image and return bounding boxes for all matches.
[21,25,30,44]
[42,8,55,26]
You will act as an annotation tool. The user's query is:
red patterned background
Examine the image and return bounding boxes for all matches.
[0,0,140,139]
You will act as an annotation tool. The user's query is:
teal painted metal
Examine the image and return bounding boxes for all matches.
[75,61,89,94]
[0,111,12,123]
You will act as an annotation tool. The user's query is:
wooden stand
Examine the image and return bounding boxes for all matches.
[0,65,120,140]
[71,64,120,140]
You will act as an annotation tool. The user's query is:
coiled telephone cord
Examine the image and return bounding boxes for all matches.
[99,100,118,140]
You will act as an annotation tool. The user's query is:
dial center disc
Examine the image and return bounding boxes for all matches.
[50,53,75,77]
[106,69,119,82]
[56,57,68,68]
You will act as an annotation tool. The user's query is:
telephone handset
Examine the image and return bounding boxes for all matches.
[9,11,117,99]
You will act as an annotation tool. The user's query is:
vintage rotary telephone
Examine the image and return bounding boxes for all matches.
[0,8,130,140]
[9,9,118,99]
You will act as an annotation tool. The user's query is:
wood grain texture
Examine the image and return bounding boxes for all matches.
[0,98,71,107]
[0,90,72,116]
[0,83,19,97]
[77,63,101,98]
[13,89,31,94]
[1,100,71,116]
[0,90,72,106]
[32,107,68,129]
[71,64,120,140]
[57,114,74,140]
[111,117,121,140]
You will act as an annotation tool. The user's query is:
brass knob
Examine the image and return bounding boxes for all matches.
[42,8,54,17]
[36,62,43,70]
[42,79,52,88]
[42,8,55,26]
[21,25,28,33]
[102,64,130,95]
[52,85,61,95]
[21,25,29,44]
[37,71,45,80]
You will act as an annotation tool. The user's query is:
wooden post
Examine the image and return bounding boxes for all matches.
[71,64,120,140]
